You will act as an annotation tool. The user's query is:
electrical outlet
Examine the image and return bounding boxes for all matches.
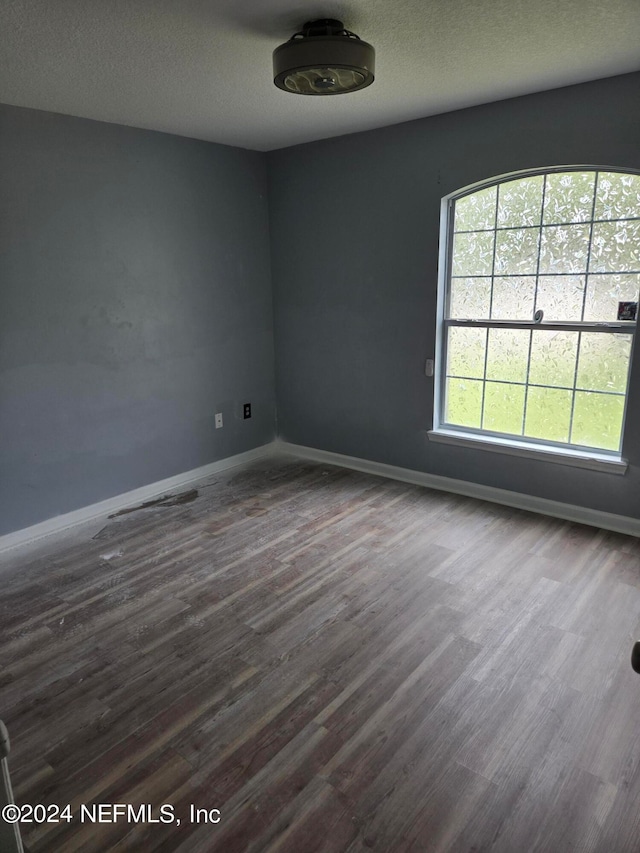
[243,403,251,419]
[425,358,434,377]
[215,413,223,429]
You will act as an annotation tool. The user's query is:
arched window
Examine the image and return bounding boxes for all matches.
[432,168,639,467]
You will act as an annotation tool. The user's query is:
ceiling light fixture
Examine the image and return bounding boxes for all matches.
[273,19,375,96]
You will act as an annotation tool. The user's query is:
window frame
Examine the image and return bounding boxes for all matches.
[430,166,639,471]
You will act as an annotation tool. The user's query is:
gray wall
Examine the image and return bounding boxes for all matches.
[0,104,275,536]
[3,72,639,537]
[268,72,640,519]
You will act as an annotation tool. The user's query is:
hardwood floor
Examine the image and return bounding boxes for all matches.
[2,456,640,852]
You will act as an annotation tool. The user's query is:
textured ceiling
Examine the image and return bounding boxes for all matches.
[1,0,639,151]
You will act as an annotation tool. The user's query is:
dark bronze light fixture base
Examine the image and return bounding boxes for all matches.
[273,19,375,95]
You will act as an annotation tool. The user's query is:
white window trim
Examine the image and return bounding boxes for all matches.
[427,428,627,474]
[432,165,638,471]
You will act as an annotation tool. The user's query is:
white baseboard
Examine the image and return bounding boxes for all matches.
[276,440,640,538]
[3,438,638,555]
[0,444,275,555]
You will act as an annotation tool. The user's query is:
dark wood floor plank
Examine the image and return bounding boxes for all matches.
[2,456,640,851]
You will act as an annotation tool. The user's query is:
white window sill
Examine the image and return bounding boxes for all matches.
[427,428,627,475]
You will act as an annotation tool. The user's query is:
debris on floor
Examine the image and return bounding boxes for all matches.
[108,488,199,518]
[99,548,124,561]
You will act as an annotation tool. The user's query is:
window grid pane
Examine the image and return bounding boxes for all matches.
[567,172,599,436]
[443,169,638,453]
[521,172,548,437]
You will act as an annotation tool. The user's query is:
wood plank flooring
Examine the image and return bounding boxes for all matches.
[2,456,640,852]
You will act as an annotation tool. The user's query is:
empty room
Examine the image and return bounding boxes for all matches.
[1,1,640,851]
